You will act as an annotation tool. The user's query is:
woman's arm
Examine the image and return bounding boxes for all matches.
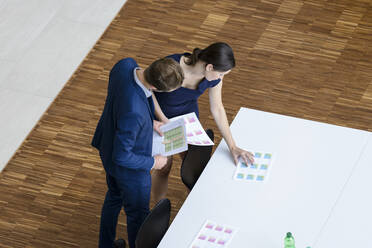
[209,80,254,165]
[152,93,170,123]
[208,82,235,150]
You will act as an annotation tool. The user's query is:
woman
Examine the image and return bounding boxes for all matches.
[152,42,254,202]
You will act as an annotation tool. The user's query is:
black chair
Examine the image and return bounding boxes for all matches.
[135,198,171,248]
[181,129,214,190]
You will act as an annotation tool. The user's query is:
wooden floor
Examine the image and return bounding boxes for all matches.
[1,0,372,247]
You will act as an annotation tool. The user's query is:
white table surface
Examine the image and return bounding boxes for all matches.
[158,108,371,248]
[314,134,372,247]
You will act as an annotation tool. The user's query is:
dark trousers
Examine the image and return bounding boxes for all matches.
[99,168,151,248]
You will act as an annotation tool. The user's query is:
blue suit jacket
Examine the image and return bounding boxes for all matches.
[92,58,155,177]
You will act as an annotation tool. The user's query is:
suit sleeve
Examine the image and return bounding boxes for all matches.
[112,112,154,171]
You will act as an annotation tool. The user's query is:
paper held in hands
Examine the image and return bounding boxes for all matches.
[152,118,188,156]
[170,112,214,146]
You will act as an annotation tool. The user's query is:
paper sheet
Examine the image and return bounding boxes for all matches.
[190,220,238,248]
[233,151,274,182]
[152,118,187,156]
[170,112,214,146]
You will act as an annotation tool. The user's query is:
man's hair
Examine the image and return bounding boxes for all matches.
[144,57,184,91]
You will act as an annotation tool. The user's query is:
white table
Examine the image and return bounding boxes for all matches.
[158,108,371,248]
[314,135,372,247]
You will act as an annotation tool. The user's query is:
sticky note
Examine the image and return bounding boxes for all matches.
[217,239,227,245]
[240,162,248,168]
[208,237,216,242]
[236,173,244,179]
[256,175,264,181]
[250,163,258,169]
[205,223,214,229]
[188,117,196,123]
[264,153,272,159]
[246,174,254,180]
[195,130,203,135]
[215,226,223,231]
[254,152,262,158]
[198,235,206,240]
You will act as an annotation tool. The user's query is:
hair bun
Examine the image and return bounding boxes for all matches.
[185,48,202,66]
[193,48,202,59]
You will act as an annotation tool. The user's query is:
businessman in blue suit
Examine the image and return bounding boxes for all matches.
[92,57,184,248]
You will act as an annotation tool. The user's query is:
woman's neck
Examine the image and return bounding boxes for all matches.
[181,56,205,80]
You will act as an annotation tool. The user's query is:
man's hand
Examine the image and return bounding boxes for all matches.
[153,155,168,170]
[153,120,164,136]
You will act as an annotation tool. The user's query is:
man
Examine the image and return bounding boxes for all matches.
[92,57,184,248]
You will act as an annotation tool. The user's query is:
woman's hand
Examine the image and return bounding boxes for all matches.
[230,146,254,166]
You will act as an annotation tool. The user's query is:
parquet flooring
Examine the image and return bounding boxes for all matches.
[1,0,372,247]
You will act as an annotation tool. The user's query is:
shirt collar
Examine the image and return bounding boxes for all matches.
[133,67,152,98]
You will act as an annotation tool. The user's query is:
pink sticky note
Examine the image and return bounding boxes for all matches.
[198,234,206,240]
[195,130,203,135]
[188,117,196,123]
[202,140,211,144]
[215,226,223,231]
[208,237,216,243]
[205,223,214,229]
[217,239,227,245]
[224,228,233,234]
[187,132,194,137]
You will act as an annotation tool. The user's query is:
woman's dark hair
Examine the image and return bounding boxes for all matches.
[184,42,235,72]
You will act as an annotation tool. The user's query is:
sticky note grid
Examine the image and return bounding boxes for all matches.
[233,151,274,182]
[190,220,238,248]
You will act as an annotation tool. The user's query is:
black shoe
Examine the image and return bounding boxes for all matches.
[113,239,126,248]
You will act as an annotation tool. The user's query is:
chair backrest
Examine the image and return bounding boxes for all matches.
[181,129,214,190]
[135,198,171,248]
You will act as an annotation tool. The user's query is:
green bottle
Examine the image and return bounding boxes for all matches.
[284,232,295,248]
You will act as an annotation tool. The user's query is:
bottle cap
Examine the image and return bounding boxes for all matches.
[286,232,292,238]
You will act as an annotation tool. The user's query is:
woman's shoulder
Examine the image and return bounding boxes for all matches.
[200,78,221,90]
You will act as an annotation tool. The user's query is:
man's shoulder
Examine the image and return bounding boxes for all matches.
[117,57,137,66]
[109,58,138,91]
[112,57,138,72]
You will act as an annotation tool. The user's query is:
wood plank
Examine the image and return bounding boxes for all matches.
[1,0,372,246]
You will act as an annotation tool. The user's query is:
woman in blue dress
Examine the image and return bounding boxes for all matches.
[152,42,254,202]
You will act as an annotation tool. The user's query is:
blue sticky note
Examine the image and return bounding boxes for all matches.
[246,174,254,180]
[240,162,248,168]
[236,173,244,179]
[256,175,264,181]
[264,153,272,159]
[254,152,262,158]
